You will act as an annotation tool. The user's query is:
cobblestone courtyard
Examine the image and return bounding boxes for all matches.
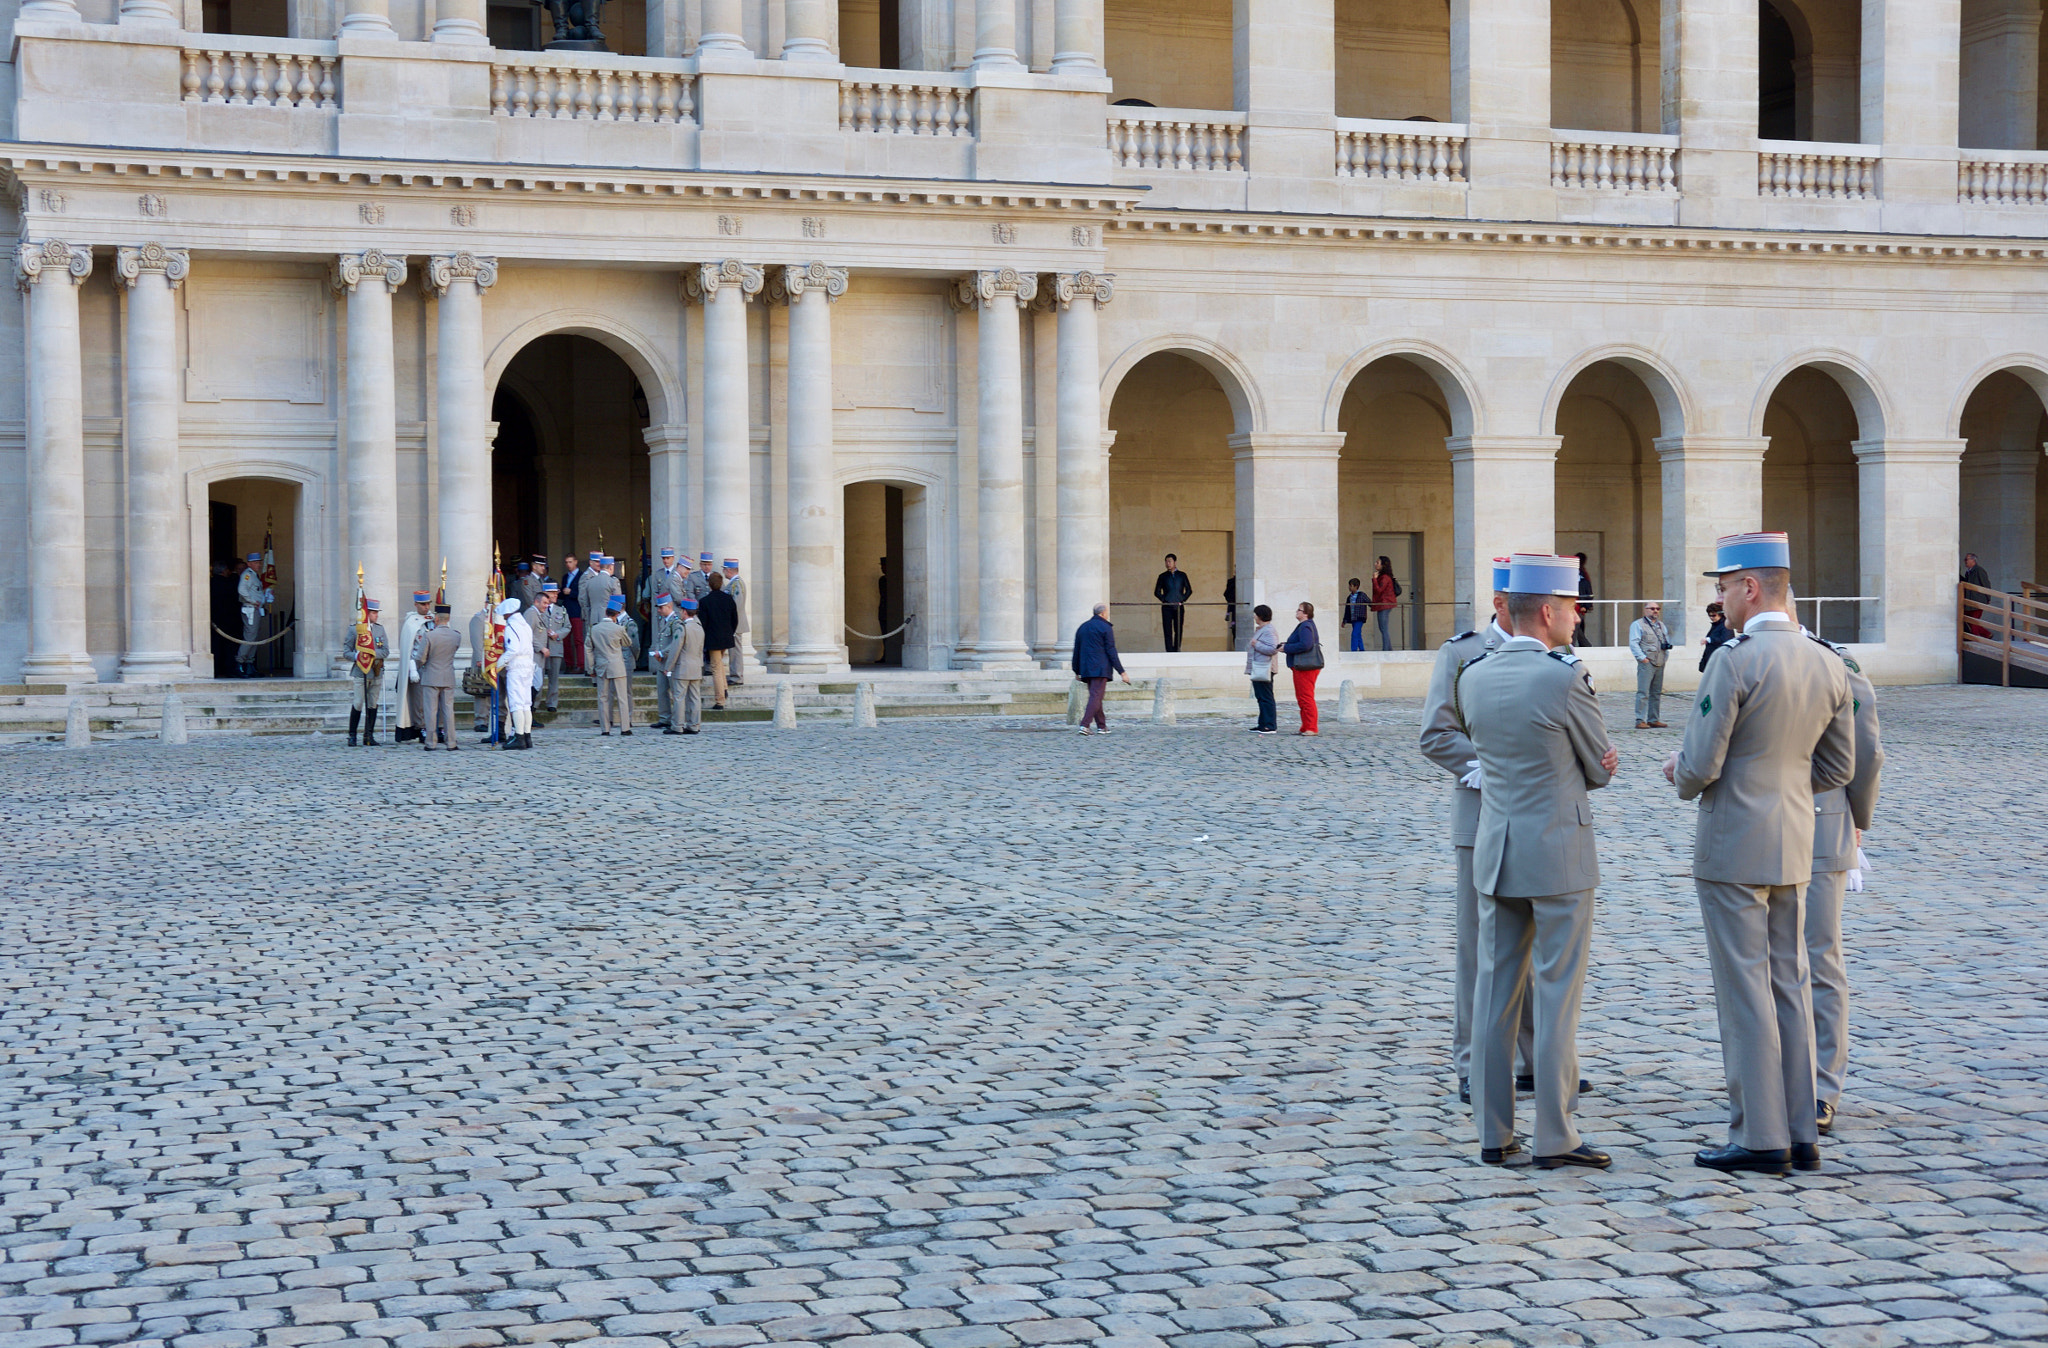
[4,685,2047,1348]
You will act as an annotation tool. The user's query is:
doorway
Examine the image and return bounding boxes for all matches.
[1557,530,1605,645]
[1370,531,1422,651]
[845,481,908,667]
[207,479,300,677]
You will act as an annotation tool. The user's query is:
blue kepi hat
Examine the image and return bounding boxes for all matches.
[1704,530,1792,577]
[606,595,626,612]
[1490,556,1512,592]
[1506,553,1580,597]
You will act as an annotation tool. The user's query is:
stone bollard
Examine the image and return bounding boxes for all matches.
[1151,678,1176,726]
[64,698,90,749]
[159,691,189,744]
[853,681,878,729]
[773,681,797,729]
[1066,680,1085,725]
[1337,679,1360,724]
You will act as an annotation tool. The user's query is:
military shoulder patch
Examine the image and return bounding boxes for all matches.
[1446,631,1475,646]
[1547,650,1582,666]
[1699,694,1712,715]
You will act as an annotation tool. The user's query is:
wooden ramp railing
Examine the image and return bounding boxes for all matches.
[1959,581,2048,686]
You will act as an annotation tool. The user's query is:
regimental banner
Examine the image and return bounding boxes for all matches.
[353,568,378,676]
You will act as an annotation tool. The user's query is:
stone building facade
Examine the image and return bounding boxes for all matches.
[3,0,2046,684]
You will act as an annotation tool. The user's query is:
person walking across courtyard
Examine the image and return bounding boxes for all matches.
[1154,554,1193,653]
[1629,600,1671,728]
[1370,556,1400,650]
[1456,553,1619,1172]
[1245,604,1279,734]
[1666,530,1854,1177]
[1072,602,1129,735]
[1282,601,1323,734]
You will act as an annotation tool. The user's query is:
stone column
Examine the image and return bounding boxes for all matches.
[1050,271,1112,662]
[684,259,765,584]
[1959,0,2042,151]
[429,253,497,634]
[1661,0,1761,228]
[1446,436,1560,632]
[957,268,1036,667]
[19,0,79,18]
[1855,438,1966,669]
[1862,0,1962,208]
[116,243,191,682]
[699,0,750,53]
[1050,0,1103,74]
[644,425,689,566]
[17,241,96,685]
[340,0,397,38]
[973,0,1024,71]
[775,263,850,671]
[1234,0,1336,203]
[1451,0,1555,218]
[337,251,406,634]
[1654,436,1766,644]
[430,0,486,45]
[783,0,833,60]
[1230,433,1344,635]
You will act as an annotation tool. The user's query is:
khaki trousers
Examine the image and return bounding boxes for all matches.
[419,686,457,749]
[655,669,677,725]
[596,675,632,731]
[346,671,377,712]
[541,656,561,710]
[679,677,702,730]
[1454,845,1534,1081]
[1804,868,1851,1108]
[1473,888,1594,1157]
[709,649,730,705]
[1696,879,1819,1150]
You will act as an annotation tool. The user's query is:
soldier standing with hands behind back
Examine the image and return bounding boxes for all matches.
[1807,633,1883,1139]
[1665,531,1854,1177]
[1456,554,1619,1172]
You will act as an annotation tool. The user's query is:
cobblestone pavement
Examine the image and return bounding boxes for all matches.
[4,684,2048,1348]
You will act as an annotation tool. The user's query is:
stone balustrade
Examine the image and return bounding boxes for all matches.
[1758,141,1878,200]
[1334,119,1467,183]
[1107,109,1245,173]
[1550,132,1678,193]
[839,76,973,137]
[180,41,339,109]
[491,57,695,123]
[1959,153,2048,207]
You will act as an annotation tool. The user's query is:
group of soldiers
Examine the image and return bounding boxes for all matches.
[1421,532,1883,1175]
[335,547,752,749]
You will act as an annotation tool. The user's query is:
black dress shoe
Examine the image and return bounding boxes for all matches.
[1791,1143,1822,1172]
[1479,1140,1524,1165]
[1458,1078,1470,1105]
[621,729,633,736]
[1516,1075,1595,1094]
[664,728,683,736]
[1695,1144,1791,1176]
[1536,1145,1611,1170]
[682,727,701,735]
[1816,1100,1836,1136]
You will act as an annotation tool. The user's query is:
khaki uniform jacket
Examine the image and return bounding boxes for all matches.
[578,571,619,628]
[652,612,684,672]
[1674,616,1855,885]
[1813,647,1882,873]
[1456,637,1615,898]
[726,574,750,636]
[413,625,461,688]
[1419,621,1507,846]
[681,568,714,602]
[673,616,704,677]
[587,617,633,678]
[342,621,389,673]
[531,604,569,659]
[652,567,685,610]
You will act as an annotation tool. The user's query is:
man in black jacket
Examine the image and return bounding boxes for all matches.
[1154,554,1194,652]
[699,572,740,709]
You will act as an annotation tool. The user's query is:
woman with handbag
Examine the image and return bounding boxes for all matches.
[1370,556,1401,650]
[1282,601,1324,735]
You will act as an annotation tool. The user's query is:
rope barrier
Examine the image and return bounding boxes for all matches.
[845,616,916,641]
[210,618,298,647]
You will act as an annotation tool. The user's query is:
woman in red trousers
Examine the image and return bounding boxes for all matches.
[1280,601,1323,735]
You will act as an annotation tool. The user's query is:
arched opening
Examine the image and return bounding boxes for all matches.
[491,333,652,594]
[1761,367,1864,641]
[1957,371,2048,591]
[1960,0,2043,151]
[845,480,922,667]
[1553,361,1664,646]
[1106,352,1238,652]
[1336,0,1451,122]
[1105,0,1233,111]
[1553,0,1662,134]
[207,477,300,678]
[1335,358,1455,651]
[1758,0,1861,142]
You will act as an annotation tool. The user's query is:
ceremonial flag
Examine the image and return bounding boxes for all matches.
[261,521,278,599]
[435,558,447,611]
[352,565,378,675]
[484,548,506,670]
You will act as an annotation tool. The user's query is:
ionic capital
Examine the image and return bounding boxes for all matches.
[15,240,92,292]
[682,259,766,304]
[335,249,409,292]
[952,267,1039,310]
[115,242,190,289]
[427,252,498,296]
[1048,270,1114,310]
[767,262,849,305]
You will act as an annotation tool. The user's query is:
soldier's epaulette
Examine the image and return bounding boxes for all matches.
[1547,649,1582,667]
[1729,631,1754,647]
[1446,630,1476,645]
[1817,636,1862,673]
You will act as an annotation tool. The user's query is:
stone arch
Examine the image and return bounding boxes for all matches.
[184,459,328,677]
[1541,343,1691,440]
[1323,338,1482,439]
[837,465,947,670]
[1101,333,1264,437]
[1751,352,1890,443]
[1948,356,2048,439]
[484,309,680,427]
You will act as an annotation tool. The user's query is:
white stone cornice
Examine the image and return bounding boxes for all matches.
[1444,435,1564,462]
[1652,435,1771,463]
[682,259,766,304]
[114,241,189,288]
[426,251,497,295]
[15,239,91,291]
[765,262,849,305]
[1227,432,1346,459]
[1048,270,1114,310]
[334,249,408,292]
[1851,438,1969,463]
[952,267,1038,310]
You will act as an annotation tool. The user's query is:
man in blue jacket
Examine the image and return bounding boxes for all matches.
[1071,603,1130,735]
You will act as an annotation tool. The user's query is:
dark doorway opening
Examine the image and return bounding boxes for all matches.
[1759,1,1797,140]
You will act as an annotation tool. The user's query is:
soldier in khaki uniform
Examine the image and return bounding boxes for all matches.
[1806,634,1883,1137]
[588,594,635,735]
[342,599,390,747]
[412,604,461,751]
[1419,557,1535,1103]
[1455,554,1619,1171]
[649,592,683,730]
[1666,531,1855,1177]
[531,583,569,714]
[670,597,706,734]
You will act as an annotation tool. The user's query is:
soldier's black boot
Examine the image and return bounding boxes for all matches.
[347,709,360,746]
[362,709,380,746]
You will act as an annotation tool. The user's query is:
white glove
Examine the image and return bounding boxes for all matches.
[1459,760,1484,791]
[492,655,509,675]
[1845,846,1870,893]
[406,661,418,684]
